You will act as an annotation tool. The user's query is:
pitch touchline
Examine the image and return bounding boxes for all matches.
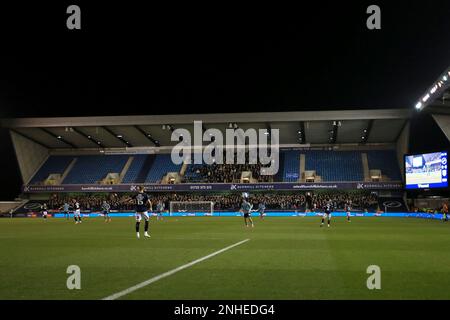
[101,238,250,300]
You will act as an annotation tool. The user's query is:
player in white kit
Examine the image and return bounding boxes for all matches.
[74,200,82,224]
[41,203,48,221]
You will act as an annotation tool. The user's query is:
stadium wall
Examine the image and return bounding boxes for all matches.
[396,121,409,180]
[432,114,450,142]
[10,131,49,184]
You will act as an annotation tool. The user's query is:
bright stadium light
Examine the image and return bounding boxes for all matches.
[430,85,438,94]
[415,102,422,110]
[443,75,448,81]
[422,94,430,102]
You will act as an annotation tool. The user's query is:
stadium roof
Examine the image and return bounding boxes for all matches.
[1,109,412,149]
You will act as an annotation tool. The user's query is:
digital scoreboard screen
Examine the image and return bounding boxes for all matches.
[405,151,448,189]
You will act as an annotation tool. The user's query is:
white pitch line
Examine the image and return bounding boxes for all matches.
[102,238,250,300]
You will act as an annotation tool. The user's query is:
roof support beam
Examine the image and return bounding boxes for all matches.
[102,126,133,147]
[71,127,106,148]
[329,121,340,144]
[361,120,374,144]
[298,122,306,143]
[134,125,160,147]
[40,128,77,148]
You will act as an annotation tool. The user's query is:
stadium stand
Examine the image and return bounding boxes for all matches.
[63,155,129,184]
[30,155,74,184]
[367,150,402,181]
[28,149,402,184]
[304,150,364,181]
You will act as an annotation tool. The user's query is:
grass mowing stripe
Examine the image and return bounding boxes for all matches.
[101,238,250,300]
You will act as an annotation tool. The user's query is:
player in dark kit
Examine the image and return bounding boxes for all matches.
[320,199,333,228]
[131,186,152,239]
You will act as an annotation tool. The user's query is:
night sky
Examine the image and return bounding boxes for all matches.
[0,1,449,198]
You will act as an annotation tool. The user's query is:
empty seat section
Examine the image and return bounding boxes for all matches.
[30,156,74,184]
[305,151,363,181]
[122,155,150,183]
[63,155,129,184]
[282,151,300,182]
[145,154,182,183]
[367,150,402,180]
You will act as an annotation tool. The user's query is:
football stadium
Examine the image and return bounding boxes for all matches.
[1,3,450,308]
[0,80,449,300]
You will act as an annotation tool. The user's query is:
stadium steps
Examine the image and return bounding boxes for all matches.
[361,153,370,181]
[60,158,77,184]
[118,156,134,183]
[135,155,155,183]
[180,162,188,176]
[299,154,305,181]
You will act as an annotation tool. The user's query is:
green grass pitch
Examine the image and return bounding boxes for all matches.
[0,216,449,300]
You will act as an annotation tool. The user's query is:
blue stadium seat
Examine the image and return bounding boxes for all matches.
[305,150,363,181]
[145,154,182,183]
[63,155,129,184]
[30,156,74,184]
[367,150,402,181]
[122,155,150,183]
[281,150,300,182]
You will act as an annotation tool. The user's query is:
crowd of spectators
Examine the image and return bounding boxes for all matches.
[185,163,272,183]
[47,191,379,212]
